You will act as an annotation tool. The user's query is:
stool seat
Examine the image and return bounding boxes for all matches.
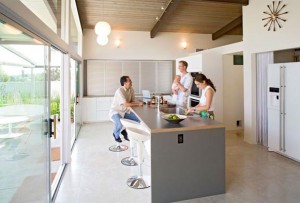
[120,119,140,128]
[126,127,150,143]
[120,118,141,166]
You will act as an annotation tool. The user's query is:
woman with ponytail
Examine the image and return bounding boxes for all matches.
[187,73,216,118]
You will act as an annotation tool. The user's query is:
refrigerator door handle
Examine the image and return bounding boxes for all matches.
[282,66,286,152]
[279,65,283,151]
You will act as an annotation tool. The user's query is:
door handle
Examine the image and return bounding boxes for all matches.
[49,116,57,138]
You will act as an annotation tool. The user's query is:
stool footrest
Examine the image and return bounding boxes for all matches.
[121,157,138,166]
[127,175,150,189]
[109,145,128,152]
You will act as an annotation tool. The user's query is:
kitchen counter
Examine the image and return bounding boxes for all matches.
[131,105,224,133]
[130,105,225,203]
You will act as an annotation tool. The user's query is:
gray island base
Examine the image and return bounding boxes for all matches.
[131,106,225,203]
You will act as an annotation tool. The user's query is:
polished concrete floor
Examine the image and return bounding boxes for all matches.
[55,122,300,203]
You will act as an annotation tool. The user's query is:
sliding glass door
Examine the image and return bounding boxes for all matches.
[74,60,81,140]
[0,21,51,202]
[49,47,66,196]
[70,58,81,146]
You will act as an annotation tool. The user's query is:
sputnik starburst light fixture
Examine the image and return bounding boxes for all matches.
[262,1,288,32]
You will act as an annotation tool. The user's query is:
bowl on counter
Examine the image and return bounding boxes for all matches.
[166,103,176,108]
[162,114,187,124]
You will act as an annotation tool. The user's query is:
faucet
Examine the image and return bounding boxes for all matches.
[156,95,160,112]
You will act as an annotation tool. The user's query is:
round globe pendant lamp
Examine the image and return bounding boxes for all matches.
[95,21,111,36]
[97,35,109,46]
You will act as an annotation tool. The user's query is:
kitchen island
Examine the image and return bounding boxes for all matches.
[131,105,226,203]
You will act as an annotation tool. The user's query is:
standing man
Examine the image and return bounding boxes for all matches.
[174,60,193,107]
[109,76,143,143]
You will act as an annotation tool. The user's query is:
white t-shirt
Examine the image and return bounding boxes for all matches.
[175,73,193,107]
[109,87,135,118]
[200,85,215,111]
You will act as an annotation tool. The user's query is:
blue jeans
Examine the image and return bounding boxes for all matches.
[111,112,140,139]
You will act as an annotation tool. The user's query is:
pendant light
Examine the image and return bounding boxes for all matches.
[95,0,111,46]
[97,35,109,46]
[95,21,111,36]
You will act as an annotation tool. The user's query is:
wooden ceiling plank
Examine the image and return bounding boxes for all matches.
[189,0,248,5]
[150,0,182,38]
[212,15,242,40]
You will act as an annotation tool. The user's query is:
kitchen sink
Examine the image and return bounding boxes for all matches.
[160,107,187,115]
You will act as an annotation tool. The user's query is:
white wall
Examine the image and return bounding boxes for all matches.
[243,0,300,143]
[176,54,203,73]
[223,54,244,131]
[201,42,244,123]
[83,29,242,60]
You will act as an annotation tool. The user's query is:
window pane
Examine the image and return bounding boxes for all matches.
[0,21,50,202]
[140,61,156,93]
[70,9,78,52]
[21,0,63,37]
[122,61,140,94]
[157,61,173,93]
[87,61,105,96]
[105,62,122,95]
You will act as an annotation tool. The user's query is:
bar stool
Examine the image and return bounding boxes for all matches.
[109,118,128,152]
[126,127,150,189]
[120,119,141,166]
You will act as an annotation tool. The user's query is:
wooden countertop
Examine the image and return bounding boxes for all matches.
[131,106,225,134]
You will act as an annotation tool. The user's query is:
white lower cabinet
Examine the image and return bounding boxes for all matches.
[83,97,112,122]
[83,98,97,122]
[97,110,109,121]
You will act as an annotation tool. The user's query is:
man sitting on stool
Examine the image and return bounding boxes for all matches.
[109,76,143,143]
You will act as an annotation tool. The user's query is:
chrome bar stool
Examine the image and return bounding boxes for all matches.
[120,118,141,166]
[126,127,151,189]
[109,118,128,152]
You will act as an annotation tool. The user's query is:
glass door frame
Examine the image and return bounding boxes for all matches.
[49,47,69,199]
[74,60,82,140]
[70,58,81,148]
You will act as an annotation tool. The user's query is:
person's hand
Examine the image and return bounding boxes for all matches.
[187,107,195,113]
[174,89,178,95]
[138,101,143,106]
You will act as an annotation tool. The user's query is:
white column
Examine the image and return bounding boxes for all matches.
[61,54,71,163]
[243,52,257,144]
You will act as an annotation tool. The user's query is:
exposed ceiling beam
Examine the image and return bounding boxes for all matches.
[212,15,242,40]
[150,0,182,38]
[198,0,249,5]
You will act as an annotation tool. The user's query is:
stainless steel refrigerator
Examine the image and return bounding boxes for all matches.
[268,62,300,161]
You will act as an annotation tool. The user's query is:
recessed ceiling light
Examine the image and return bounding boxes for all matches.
[156,16,159,21]
[161,6,164,10]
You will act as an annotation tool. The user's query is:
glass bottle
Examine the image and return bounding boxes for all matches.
[151,94,156,104]
[160,95,163,104]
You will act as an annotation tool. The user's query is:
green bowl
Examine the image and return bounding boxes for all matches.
[162,114,187,124]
